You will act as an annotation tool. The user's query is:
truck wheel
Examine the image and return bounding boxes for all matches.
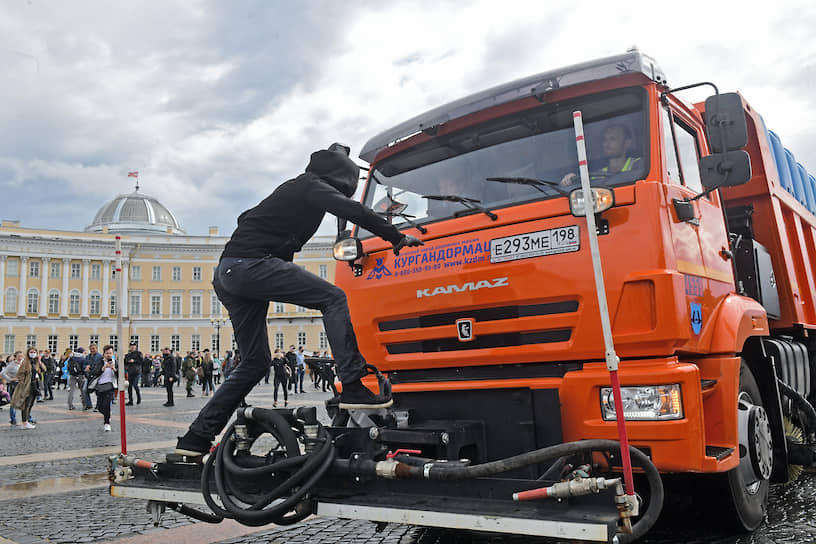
[721,361,773,531]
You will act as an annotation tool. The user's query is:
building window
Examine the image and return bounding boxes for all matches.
[91,263,101,280]
[109,335,119,352]
[191,334,201,351]
[130,335,139,348]
[191,295,202,316]
[4,335,15,353]
[171,335,180,352]
[211,334,219,352]
[152,266,161,281]
[29,260,40,279]
[319,331,328,350]
[131,265,142,280]
[89,335,99,347]
[130,294,141,316]
[319,264,328,279]
[150,335,160,353]
[151,295,161,316]
[111,267,117,278]
[110,294,117,316]
[48,335,58,353]
[68,335,78,350]
[27,289,39,313]
[171,295,182,316]
[172,266,181,281]
[297,332,306,347]
[7,259,18,277]
[71,263,81,279]
[275,332,285,350]
[48,291,60,314]
[69,291,80,314]
[4,287,17,314]
[211,295,221,315]
[50,261,61,279]
[25,334,36,347]
[296,305,307,313]
[231,334,237,351]
[274,302,285,313]
[89,292,101,314]
[193,266,202,281]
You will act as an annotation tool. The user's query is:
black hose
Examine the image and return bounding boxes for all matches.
[200,407,335,527]
[166,502,224,523]
[402,439,663,543]
[777,378,816,432]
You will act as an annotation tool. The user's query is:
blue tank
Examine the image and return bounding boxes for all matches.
[768,131,793,193]
[811,175,816,214]
[799,163,816,213]
[784,149,808,206]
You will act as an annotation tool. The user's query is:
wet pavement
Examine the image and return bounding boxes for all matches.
[1,382,814,544]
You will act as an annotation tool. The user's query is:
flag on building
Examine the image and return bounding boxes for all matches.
[128,171,139,178]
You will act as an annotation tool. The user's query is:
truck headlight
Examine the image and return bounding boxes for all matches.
[569,188,614,216]
[600,384,683,421]
[333,238,363,261]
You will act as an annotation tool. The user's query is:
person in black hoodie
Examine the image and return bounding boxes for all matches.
[124,343,142,406]
[175,144,423,456]
[160,348,177,407]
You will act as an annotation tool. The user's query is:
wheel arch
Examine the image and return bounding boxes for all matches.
[741,336,789,483]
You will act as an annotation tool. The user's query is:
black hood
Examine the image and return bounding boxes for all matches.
[305,149,360,197]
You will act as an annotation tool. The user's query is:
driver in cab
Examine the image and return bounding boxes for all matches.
[560,123,641,187]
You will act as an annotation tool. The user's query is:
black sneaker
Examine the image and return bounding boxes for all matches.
[338,380,393,409]
[175,431,212,457]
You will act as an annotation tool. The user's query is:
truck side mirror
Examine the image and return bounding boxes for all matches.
[700,149,752,189]
[704,92,748,152]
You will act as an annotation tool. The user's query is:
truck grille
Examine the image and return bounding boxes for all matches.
[378,301,579,331]
[386,329,572,354]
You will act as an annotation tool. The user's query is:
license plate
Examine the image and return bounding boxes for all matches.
[490,226,580,263]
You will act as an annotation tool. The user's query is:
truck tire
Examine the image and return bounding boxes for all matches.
[720,361,773,531]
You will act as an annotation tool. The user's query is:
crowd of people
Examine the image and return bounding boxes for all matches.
[0,342,335,431]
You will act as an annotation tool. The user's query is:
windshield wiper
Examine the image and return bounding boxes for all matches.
[486,176,569,196]
[422,194,498,220]
[376,211,428,234]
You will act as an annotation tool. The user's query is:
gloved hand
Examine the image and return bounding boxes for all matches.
[392,235,424,255]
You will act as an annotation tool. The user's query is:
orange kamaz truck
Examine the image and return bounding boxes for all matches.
[111,52,816,543]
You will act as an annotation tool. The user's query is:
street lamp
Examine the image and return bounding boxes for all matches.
[210,316,227,355]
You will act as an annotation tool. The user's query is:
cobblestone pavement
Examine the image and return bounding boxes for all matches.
[2,382,815,544]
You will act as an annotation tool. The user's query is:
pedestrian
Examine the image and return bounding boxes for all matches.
[222,351,234,380]
[271,348,288,407]
[201,349,214,396]
[174,144,421,456]
[151,354,162,386]
[41,350,56,401]
[160,348,177,407]
[58,348,72,390]
[212,352,222,385]
[182,350,198,397]
[10,348,42,429]
[67,348,88,410]
[295,346,306,394]
[85,344,102,410]
[285,346,297,392]
[0,352,22,425]
[141,353,153,388]
[124,342,142,406]
[89,345,117,432]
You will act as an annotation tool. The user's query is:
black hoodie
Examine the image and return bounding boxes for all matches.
[222,149,404,261]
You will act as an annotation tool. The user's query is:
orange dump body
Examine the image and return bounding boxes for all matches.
[338,66,815,476]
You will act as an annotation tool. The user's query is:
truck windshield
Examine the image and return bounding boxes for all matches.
[359,87,647,237]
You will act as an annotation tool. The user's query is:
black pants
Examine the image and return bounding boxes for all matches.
[97,388,114,424]
[128,372,141,403]
[188,256,368,440]
[44,372,54,399]
[273,374,288,403]
[165,377,175,405]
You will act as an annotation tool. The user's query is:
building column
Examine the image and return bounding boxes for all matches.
[122,260,129,319]
[61,258,70,317]
[102,260,110,319]
[17,256,28,317]
[39,257,49,317]
[0,255,6,315]
[81,258,90,318]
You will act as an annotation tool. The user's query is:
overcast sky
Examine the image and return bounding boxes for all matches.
[1,1,815,236]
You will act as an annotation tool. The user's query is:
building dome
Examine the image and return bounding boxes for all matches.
[85,190,185,235]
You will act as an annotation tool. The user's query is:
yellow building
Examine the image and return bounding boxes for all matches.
[0,189,334,358]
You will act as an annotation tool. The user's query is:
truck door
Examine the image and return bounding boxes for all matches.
[660,102,733,347]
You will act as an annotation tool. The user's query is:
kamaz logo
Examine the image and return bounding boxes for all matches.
[417,277,509,298]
